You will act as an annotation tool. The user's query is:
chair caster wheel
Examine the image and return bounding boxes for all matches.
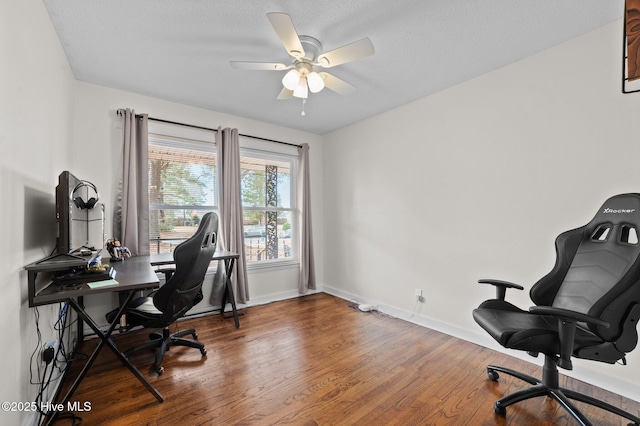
[200,348,207,356]
[487,369,499,381]
[494,401,506,417]
[193,333,198,339]
[157,367,164,375]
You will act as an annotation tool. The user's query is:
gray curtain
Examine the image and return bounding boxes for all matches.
[113,108,149,256]
[298,143,316,293]
[212,127,249,304]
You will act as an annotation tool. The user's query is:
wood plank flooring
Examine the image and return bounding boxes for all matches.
[51,293,639,425]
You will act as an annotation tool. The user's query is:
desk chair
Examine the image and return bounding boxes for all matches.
[473,194,640,426]
[119,212,218,375]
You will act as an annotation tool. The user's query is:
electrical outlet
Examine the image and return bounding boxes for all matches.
[415,288,424,303]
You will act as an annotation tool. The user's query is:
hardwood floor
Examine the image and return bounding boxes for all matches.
[51,293,639,425]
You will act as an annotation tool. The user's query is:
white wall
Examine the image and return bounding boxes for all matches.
[323,20,640,401]
[70,82,324,323]
[0,0,76,425]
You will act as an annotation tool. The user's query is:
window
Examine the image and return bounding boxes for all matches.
[148,133,217,254]
[240,148,297,266]
[147,126,298,267]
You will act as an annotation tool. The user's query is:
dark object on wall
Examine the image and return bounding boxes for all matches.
[473,194,640,426]
[623,0,640,92]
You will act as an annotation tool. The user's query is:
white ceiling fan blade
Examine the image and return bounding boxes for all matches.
[277,87,294,100]
[230,61,290,71]
[318,72,356,95]
[266,12,305,58]
[317,38,375,68]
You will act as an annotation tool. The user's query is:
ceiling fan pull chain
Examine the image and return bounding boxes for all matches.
[301,99,306,116]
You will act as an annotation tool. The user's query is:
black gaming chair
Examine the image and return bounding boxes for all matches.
[473,194,640,426]
[121,212,218,375]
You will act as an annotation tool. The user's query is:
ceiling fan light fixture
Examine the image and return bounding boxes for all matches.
[231,13,375,104]
[307,71,325,93]
[293,76,309,99]
[282,69,301,90]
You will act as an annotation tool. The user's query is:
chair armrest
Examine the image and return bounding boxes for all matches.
[529,305,610,370]
[529,306,610,328]
[478,279,524,300]
[156,267,176,281]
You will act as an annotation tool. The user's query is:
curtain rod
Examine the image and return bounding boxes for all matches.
[117,110,302,148]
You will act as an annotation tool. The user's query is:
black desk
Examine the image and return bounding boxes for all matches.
[25,256,164,425]
[149,250,240,328]
[24,250,240,422]
[28,256,158,307]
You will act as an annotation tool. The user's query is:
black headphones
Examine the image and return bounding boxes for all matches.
[71,180,100,209]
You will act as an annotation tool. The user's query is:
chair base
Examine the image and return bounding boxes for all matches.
[487,357,640,426]
[125,327,206,375]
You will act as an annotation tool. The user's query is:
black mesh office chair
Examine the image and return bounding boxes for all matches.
[473,194,640,426]
[120,212,218,375]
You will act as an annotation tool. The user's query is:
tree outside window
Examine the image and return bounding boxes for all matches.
[240,151,296,264]
[148,135,216,254]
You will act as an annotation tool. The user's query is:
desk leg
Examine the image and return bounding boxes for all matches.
[60,293,164,405]
[221,258,240,328]
[77,296,84,342]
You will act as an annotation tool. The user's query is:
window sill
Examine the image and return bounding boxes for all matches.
[159,259,299,280]
[246,259,299,272]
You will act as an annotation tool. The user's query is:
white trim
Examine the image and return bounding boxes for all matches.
[148,121,216,143]
[239,146,299,267]
[185,286,318,317]
[322,285,640,402]
[148,133,215,152]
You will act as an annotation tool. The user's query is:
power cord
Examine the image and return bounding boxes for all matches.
[408,298,423,320]
[348,299,386,315]
[31,302,72,422]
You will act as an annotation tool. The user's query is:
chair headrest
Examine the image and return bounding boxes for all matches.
[589,193,640,227]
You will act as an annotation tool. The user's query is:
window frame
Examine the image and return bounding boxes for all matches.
[239,145,299,270]
[145,123,299,270]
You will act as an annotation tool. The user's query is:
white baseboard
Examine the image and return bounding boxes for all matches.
[182,287,322,321]
[322,285,640,402]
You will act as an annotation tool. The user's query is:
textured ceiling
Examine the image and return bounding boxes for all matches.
[43,0,623,135]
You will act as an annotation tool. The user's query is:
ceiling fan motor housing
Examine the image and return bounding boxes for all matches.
[298,35,322,62]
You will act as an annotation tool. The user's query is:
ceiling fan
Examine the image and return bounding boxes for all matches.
[230,12,375,100]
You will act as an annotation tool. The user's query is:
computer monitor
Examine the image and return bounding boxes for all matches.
[56,171,91,254]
